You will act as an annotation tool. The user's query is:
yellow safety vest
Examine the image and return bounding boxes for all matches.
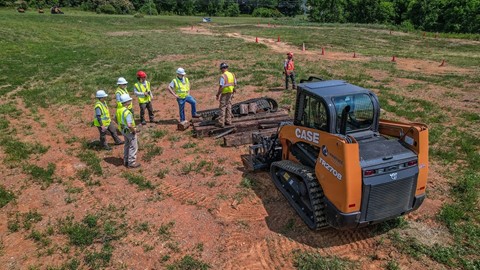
[221,71,236,94]
[93,101,111,127]
[117,107,136,133]
[173,77,190,99]
[115,87,133,110]
[135,81,151,104]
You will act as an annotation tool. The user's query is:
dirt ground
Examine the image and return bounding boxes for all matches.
[0,25,477,269]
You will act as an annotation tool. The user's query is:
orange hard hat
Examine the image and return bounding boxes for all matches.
[136,71,147,78]
[287,52,293,56]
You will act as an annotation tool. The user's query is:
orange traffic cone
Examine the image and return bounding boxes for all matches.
[321,47,325,55]
[302,43,305,51]
[277,36,280,42]
[439,59,445,67]
[353,52,357,58]
[391,55,396,62]
[255,37,258,43]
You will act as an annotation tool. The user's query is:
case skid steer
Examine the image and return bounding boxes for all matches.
[242,78,429,230]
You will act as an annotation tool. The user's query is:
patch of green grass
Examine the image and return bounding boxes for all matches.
[157,168,169,179]
[166,255,209,270]
[122,172,154,190]
[460,112,479,122]
[142,145,163,162]
[0,186,15,208]
[143,244,154,252]
[158,221,175,240]
[374,217,408,234]
[84,244,113,269]
[0,137,49,164]
[150,129,168,139]
[0,102,20,116]
[181,142,197,149]
[0,118,9,130]
[292,249,355,270]
[23,163,56,187]
[213,166,227,176]
[28,230,51,247]
[78,150,103,176]
[134,222,150,233]
[61,221,98,246]
[23,210,43,230]
[385,260,400,270]
[239,177,255,189]
[7,214,20,232]
[166,241,181,253]
[168,134,181,142]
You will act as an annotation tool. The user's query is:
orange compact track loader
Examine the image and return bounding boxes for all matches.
[242,78,428,230]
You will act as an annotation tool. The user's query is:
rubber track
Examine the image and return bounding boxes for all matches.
[270,160,328,230]
[197,97,278,120]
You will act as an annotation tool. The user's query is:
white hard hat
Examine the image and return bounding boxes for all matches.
[176,67,186,75]
[119,93,132,103]
[96,90,108,98]
[117,77,128,85]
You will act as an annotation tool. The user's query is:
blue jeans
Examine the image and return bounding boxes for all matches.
[177,95,197,122]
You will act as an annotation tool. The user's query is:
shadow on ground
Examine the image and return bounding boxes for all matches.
[241,168,396,249]
[104,157,124,167]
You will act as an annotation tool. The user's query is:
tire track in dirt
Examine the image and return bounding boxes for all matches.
[160,182,211,206]
[213,201,268,223]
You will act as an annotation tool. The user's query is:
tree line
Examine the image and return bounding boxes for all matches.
[3,0,479,33]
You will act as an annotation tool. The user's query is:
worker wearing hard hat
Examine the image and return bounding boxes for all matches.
[93,90,124,150]
[133,71,155,125]
[167,67,200,123]
[215,62,237,128]
[115,77,133,115]
[284,52,296,90]
[117,94,140,168]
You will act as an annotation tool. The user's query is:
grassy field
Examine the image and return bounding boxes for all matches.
[0,8,479,269]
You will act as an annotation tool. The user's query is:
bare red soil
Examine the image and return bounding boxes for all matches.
[0,26,474,269]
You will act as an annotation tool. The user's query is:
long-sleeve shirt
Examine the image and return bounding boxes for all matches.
[133,81,153,98]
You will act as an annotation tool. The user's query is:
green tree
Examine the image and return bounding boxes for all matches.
[225,2,240,16]
[308,0,347,22]
[278,0,301,17]
[407,0,443,31]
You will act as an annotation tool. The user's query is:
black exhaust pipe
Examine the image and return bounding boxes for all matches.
[340,105,351,135]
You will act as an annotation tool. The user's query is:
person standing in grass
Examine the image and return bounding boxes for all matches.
[215,62,237,128]
[115,77,133,121]
[133,70,155,125]
[284,52,296,90]
[167,67,200,123]
[93,90,123,150]
[117,94,140,168]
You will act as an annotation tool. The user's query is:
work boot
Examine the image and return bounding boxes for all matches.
[141,120,147,125]
[192,114,201,118]
[128,163,141,169]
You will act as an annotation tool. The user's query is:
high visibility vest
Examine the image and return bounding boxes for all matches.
[93,101,111,127]
[135,81,151,104]
[221,71,235,94]
[285,59,294,74]
[117,107,135,133]
[115,87,132,110]
[173,77,190,99]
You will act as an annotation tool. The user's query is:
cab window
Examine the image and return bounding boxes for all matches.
[333,94,374,133]
[300,94,328,131]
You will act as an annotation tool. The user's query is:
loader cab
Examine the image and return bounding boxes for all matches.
[294,80,380,137]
